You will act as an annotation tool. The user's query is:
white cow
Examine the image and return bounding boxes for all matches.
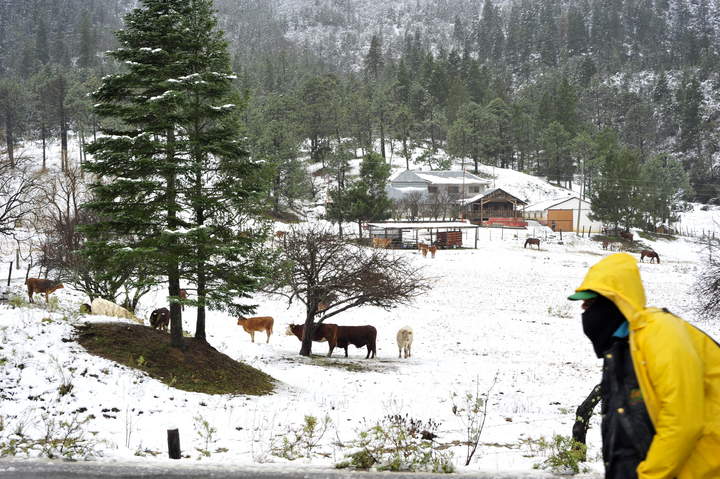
[396,326,413,359]
[90,297,144,325]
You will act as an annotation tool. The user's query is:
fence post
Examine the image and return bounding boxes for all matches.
[7,261,13,287]
[167,429,181,459]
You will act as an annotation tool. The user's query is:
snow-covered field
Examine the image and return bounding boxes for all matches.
[2,136,720,475]
[1,225,715,475]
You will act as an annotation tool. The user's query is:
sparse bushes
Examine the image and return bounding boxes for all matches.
[451,374,497,466]
[337,414,454,473]
[194,415,226,458]
[523,434,589,474]
[272,415,331,460]
[0,412,98,460]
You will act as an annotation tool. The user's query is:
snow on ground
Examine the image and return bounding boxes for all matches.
[1,226,716,475]
[1,137,719,475]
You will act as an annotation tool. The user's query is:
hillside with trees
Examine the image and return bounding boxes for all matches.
[2,0,720,228]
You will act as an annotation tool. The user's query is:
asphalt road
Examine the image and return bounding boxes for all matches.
[0,459,603,479]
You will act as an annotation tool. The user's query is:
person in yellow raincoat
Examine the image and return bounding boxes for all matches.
[569,252,720,479]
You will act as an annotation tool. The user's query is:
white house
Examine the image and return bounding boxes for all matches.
[523,196,604,233]
[387,170,492,200]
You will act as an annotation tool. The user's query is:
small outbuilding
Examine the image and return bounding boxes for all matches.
[367,221,480,249]
[523,196,603,233]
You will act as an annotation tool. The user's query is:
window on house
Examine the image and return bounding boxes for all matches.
[470,186,480,193]
[428,186,438,194]
[447,186,459,194]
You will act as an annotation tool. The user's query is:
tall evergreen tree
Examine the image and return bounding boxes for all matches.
[85,0,271,347]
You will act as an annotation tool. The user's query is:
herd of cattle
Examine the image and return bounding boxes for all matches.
[236,316,413,359]
[23,278,411,359]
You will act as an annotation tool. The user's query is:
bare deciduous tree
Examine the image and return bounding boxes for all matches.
[0,159,40,238]
[266,225,430,356]
[694,236,720,322]
[34,167,156,309]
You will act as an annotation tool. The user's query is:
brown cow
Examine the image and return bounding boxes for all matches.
[25,278,63,303]
[372,237,392,249]
[336,325,377,359]
[149,307,170,332]
[179,289,188,311]
[286,323,338,357]
[237,316,274,343]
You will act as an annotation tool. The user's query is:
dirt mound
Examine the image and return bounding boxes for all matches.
[75,322,276,395]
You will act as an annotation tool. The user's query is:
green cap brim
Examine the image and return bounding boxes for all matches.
[568,290,598,301]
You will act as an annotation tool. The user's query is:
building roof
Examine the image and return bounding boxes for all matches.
[367,221,478,230]
[459,187,527,206]
[390,170,491,185]
[525,196,591,212]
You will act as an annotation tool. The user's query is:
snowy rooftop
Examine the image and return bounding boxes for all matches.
[367,221,478,229]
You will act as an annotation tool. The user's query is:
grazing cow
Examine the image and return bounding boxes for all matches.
[25,278,63,304]
[149,307,170,332]
[90,297,144,324]
[286,323,338,357]
[428,245,437,258]
[237,316,274,343]
[396,326,413,359]
[179,289,188,311]
[372,237,393,249]
[336,325,377,359]
[524,238,541,250]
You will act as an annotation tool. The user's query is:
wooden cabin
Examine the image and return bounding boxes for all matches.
[461,188,528,226]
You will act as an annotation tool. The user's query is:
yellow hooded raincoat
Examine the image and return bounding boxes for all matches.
[575,253,720,479]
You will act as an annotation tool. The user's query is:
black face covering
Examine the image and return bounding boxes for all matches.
[582,296,627,358]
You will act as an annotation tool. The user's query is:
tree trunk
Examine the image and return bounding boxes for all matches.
[379,110,386,159]
[5,111,14,168]
[166,130,183,349]
[299,310,315,356]
[41,123,47,170]
[403,138,409,170]
[195,270,206,342]
[60,103,68,172]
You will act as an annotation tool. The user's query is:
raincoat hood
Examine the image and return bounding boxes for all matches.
[574,253,647,325]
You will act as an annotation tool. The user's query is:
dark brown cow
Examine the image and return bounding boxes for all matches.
[286,323,338,357]
[25,278,64,303]
[336,325,377,359]
[149,307,170,332]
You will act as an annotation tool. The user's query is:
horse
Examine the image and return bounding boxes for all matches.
[418,242,429,257]
[428,245,437,258]
[640,250,660,263]
[619,231,633,241]
[524,238,540,250]
[601,240,610,250]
